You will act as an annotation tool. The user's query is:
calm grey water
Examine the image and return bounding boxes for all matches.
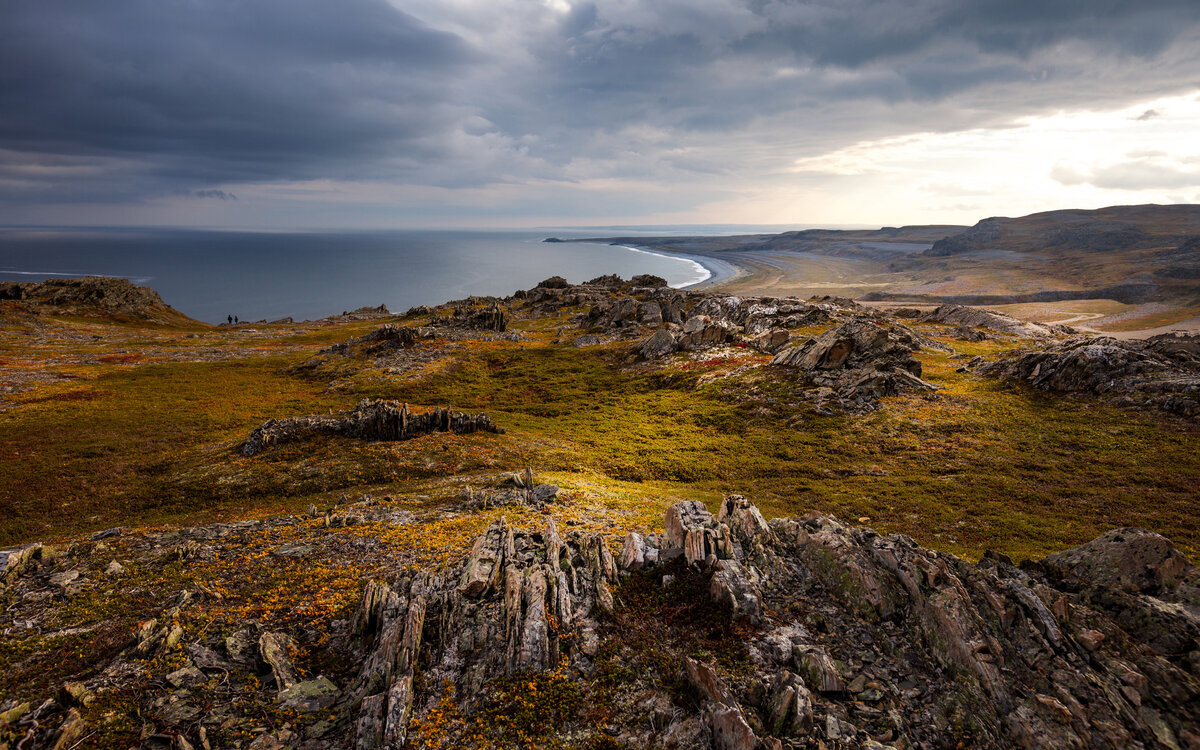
[0,227,729,324]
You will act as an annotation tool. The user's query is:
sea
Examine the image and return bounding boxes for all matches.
[0,226,787,324]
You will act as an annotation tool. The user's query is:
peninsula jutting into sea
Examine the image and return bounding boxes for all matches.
[4,0,1200,747]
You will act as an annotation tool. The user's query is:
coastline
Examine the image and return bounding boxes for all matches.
[612,243,745,290]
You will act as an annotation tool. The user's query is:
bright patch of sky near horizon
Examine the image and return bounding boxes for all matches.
[1,0,1199,229]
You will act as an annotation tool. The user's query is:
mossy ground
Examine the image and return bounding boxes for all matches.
[2,308,1198,562]
[1,302,1199,747]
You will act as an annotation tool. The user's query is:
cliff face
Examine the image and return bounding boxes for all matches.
[2,494,1197,749]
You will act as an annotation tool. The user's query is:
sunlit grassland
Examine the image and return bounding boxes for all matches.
[2,316,1197,563]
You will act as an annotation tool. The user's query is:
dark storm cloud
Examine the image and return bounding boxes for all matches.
[0,0,476,200]
[2,0,1200,211]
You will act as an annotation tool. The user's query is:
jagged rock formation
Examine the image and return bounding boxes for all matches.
[241,399,505,456]
[353,495,1200,749]
[329,304,395,322]
[977,334,1200,419]
[325,324,430,357]
[633,295,860,360]
[4,494,1198,749]
[432,301,508,332]
[770,320,937,413]
[458,467,561,510]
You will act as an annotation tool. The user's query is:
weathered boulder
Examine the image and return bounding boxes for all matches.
[1041,527,1191,594]
[639,329,678,359]
[749,328,790,354]
[678,317,736,351]
[637,301,663,326]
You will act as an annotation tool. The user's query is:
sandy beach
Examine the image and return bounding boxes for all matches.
[641,243,1200,339]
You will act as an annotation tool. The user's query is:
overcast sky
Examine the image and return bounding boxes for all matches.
[2,0,1199,229]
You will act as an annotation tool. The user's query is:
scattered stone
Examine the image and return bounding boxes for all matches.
[278,677,340,712]
[49,570,80,589]
[166,665,207,688]
[259,632,299,689]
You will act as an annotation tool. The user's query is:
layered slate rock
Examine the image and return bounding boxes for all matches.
[351,517,621,749]
[431,300,508,332]
[343,495,1200,749]
[977,334,1200,419]
[4,494,1198,749]
[241,399,504,455]
[771,319,937,413]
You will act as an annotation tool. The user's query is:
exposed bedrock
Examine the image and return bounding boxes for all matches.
[919,304,1070,339]
[344,495,1200,749]
[976,334,1200,419]
[4,495,1197,748]
[770,320,938,414]
[241,399,504,456]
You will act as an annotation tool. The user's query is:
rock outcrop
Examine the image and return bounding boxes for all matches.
[4,494,1198,749]
[241,399,504,455]
[432,301,508,332]
[977,334,1200,419]
[356,495,1200,749]
[0,276,196,324]
[919,304,1068,339]
[771,320,937,413]
[459,468,561,510]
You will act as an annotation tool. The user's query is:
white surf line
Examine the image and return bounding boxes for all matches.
[615,245,712,288]
[0,270,153,283]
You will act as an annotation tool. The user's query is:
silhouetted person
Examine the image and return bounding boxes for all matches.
[234,315,239,324]
[227,315,233,325]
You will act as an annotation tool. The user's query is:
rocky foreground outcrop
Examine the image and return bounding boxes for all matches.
[977,333,1200,419]
[3,495,1198,749]
[362,497,1200,749]
[241,399,504,456]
